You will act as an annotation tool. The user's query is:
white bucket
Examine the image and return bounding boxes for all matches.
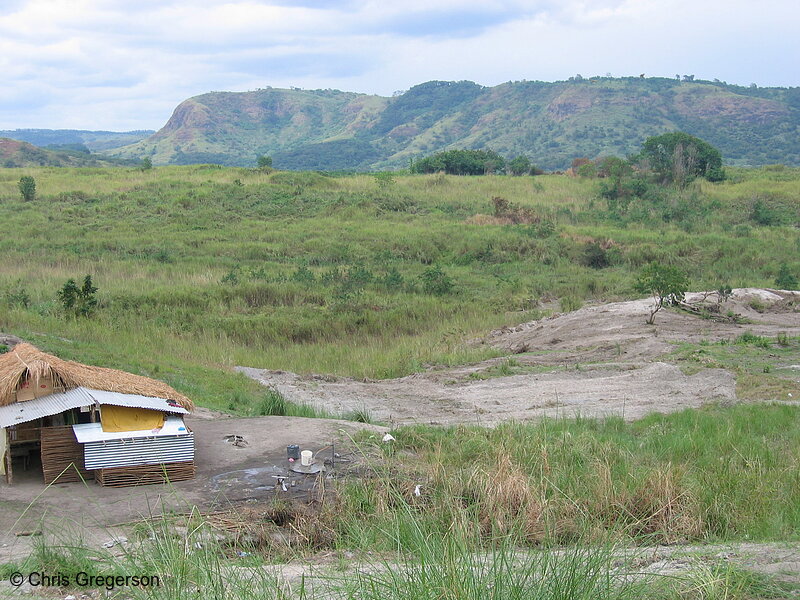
[300,450,313,466]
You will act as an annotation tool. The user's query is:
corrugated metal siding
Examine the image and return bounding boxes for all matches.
[0,387,188,429]
[0,388,94,428]
[73,416,188,444]
[88,389,189,414]
[83,433,194,470]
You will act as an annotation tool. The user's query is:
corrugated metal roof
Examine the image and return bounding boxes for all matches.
[0,388,94,428]
[83,433,194,470]
[0,387,189,429]
[89,389,189,414]
[72,416,189,444]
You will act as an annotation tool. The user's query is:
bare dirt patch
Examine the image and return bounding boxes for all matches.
[239,289,799,426]
[0,415,385,564]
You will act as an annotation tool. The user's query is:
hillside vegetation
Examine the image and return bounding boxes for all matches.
[107,78,800,170]
[0,138,135,168]
[0,164,798,413]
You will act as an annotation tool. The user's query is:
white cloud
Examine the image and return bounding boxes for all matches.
[0,0,798,129]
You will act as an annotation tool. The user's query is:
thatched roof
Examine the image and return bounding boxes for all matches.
[0,343,193,410]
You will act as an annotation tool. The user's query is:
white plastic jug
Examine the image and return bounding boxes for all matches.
[300,450,313,466]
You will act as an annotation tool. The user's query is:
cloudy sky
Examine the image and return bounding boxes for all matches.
[1,0,798,131]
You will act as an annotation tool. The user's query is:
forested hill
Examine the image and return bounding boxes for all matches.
[107,78,800,170]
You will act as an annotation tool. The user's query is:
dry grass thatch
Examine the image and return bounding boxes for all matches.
[0,343,193,410]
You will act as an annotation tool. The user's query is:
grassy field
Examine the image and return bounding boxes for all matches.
[0,165,798,413]
[1,164,799,597]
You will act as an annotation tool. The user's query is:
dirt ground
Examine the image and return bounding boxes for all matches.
[0,414,385,564]
[270,541,800,592]
[239,289,800,426]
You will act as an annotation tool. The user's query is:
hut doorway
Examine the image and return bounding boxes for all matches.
[4,409,95,484]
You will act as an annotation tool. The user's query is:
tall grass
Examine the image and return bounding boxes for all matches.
[0,166,798,412]
[337,404,800,549]
[6,471,791,599]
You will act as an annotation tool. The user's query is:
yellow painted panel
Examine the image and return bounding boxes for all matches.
[100,405,164,433]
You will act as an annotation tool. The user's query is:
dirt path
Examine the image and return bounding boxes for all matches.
[239,363,736,426]
[270,541,800,591]
[239,289,800,426]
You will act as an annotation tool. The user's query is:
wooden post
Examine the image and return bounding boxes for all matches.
[4,430,12,485]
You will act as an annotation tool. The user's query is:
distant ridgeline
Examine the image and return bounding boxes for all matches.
[103,78,800,170]
[0,129,153,152]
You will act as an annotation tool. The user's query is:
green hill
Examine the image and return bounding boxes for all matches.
[0,138,135,167]
[0,129,153,151]
[107,78,800,170]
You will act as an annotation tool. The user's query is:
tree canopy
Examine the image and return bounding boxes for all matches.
[639,132,725,185]
[634,262,689,324]
[411,149,506,175]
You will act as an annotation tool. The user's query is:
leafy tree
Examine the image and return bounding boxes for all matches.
[634,262,689,324]
[18,176,36,201]
[58,275,98,317]
[257,155,273,169]
[508,155,532,176]
[639,132,725,185]
[140,156,153,171]
[411,149,506,175]
[775,263,798,290]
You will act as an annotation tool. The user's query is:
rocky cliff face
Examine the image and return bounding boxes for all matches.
[106,78,800,170]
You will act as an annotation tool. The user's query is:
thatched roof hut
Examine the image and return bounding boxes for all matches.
[1,344,196,487]
[0,343,193,410]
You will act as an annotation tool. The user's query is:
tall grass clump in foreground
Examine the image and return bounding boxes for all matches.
[12,506,655,600]
[336,404,800,551]
[344,523,643,600]
[12,494,790,600]
[17,516,299,600]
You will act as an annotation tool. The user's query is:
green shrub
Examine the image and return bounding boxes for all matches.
[581,242,610,269]
[3,280,30,308]
[751,198,785,226]
[291,265,316,284]
[775,263,798,290]
[220,267,240,286]
[18,175,35,201]
[379,267,405,291]
[57,275,98,318]
[419,265,454,296]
